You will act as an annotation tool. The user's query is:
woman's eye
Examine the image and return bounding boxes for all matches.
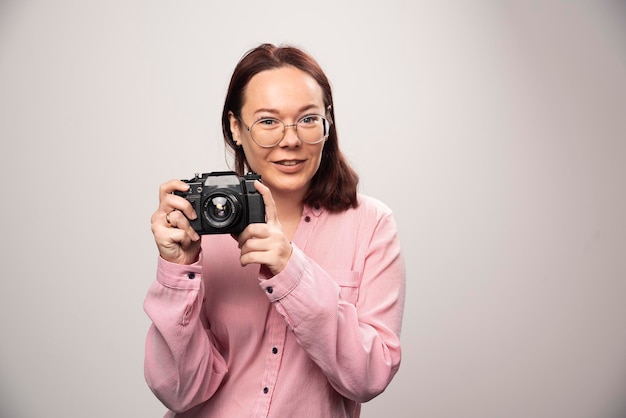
[257,118,280,128]
[299,115,320,125]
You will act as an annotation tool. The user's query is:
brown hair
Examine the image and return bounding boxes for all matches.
[221,43,359,212]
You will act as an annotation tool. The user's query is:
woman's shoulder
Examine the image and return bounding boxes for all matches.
[355,193,394,217]
[322,194,394,225]
[311,194,395,223]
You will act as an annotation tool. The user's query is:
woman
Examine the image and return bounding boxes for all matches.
[145,43,406,418]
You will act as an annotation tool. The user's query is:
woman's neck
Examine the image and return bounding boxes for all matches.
[272,192,305,240]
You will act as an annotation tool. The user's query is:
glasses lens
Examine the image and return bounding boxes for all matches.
[250,118,284,147]
[297,115,328,144]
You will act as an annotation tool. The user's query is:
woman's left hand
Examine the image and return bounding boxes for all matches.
[236,181,293,275]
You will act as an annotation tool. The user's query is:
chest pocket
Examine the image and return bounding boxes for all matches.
[329,270,361,305]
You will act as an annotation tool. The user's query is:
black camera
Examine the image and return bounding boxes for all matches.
[174,171,265,235]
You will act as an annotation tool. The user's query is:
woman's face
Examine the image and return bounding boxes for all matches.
[230,66,327,201]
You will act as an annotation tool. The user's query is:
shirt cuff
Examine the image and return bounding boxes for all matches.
[156,251,203,290]
[259,245,306,301]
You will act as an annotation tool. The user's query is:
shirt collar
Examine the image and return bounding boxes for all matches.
[303,203,324,218]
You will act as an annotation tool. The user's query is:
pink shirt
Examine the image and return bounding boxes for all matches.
[144,194,406,418]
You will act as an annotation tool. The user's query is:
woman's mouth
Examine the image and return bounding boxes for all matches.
[273,159,306,173]
[275,160,302,166]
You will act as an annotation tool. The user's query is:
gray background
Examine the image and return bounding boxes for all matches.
[1,1,625,417]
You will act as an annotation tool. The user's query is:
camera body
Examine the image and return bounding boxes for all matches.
[174,171,265,235]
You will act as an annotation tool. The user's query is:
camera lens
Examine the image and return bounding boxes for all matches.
[202,193,240,229]
[209,196,229,220]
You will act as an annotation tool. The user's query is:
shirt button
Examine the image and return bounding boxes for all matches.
[187,272,195,280]
[263,387,269,394]
[272,347,278,354]
[266,286,273,294]
[304,215,311,222]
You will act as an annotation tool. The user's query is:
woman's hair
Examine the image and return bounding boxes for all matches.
[221,43,359,212]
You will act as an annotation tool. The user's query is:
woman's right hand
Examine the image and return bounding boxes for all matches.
[150,179,201,265]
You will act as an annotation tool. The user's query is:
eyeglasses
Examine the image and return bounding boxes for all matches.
[238,114,331,148]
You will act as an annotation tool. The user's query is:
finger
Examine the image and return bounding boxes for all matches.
[253,180,278,224]
[158,208,200,240]
[153,222,198,246]
[165,209,182,228]
[152,224,201,264]
[236,222,269,248]
[153,216,200,250]
[239,250,267,268]
[159,179,190,200]
[239,236,292,274]
[158,179,199,221]
[161,194,198,222]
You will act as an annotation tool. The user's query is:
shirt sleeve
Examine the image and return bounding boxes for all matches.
[259,210,406,402]
[143,252,228,413]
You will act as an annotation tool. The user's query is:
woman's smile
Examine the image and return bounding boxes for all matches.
[275,159,302,166]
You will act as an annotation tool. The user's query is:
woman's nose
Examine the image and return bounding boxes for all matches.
[279,123,300,147]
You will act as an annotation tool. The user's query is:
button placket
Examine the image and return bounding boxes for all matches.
[291,206,319,253]
[252,307,287,415]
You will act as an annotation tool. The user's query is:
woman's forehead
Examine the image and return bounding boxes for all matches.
[243,67,324,113]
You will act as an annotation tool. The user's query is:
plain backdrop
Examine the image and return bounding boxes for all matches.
[1,1,625,417]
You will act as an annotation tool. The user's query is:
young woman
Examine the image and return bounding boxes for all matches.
[145,43,406,418]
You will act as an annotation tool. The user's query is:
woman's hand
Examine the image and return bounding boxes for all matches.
[236,181,293,275]
[150,179,201,265]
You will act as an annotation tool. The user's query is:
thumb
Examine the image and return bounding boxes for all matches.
[254,180,277,224]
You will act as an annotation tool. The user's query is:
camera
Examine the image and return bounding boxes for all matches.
[174,171,265,235]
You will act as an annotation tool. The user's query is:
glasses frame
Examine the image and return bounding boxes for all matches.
[238,114,332,148]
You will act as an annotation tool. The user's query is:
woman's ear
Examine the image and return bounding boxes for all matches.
[228,111,241,146]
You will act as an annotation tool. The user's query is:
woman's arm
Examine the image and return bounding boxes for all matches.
[261,210,406,402]
[143,254,228,413]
